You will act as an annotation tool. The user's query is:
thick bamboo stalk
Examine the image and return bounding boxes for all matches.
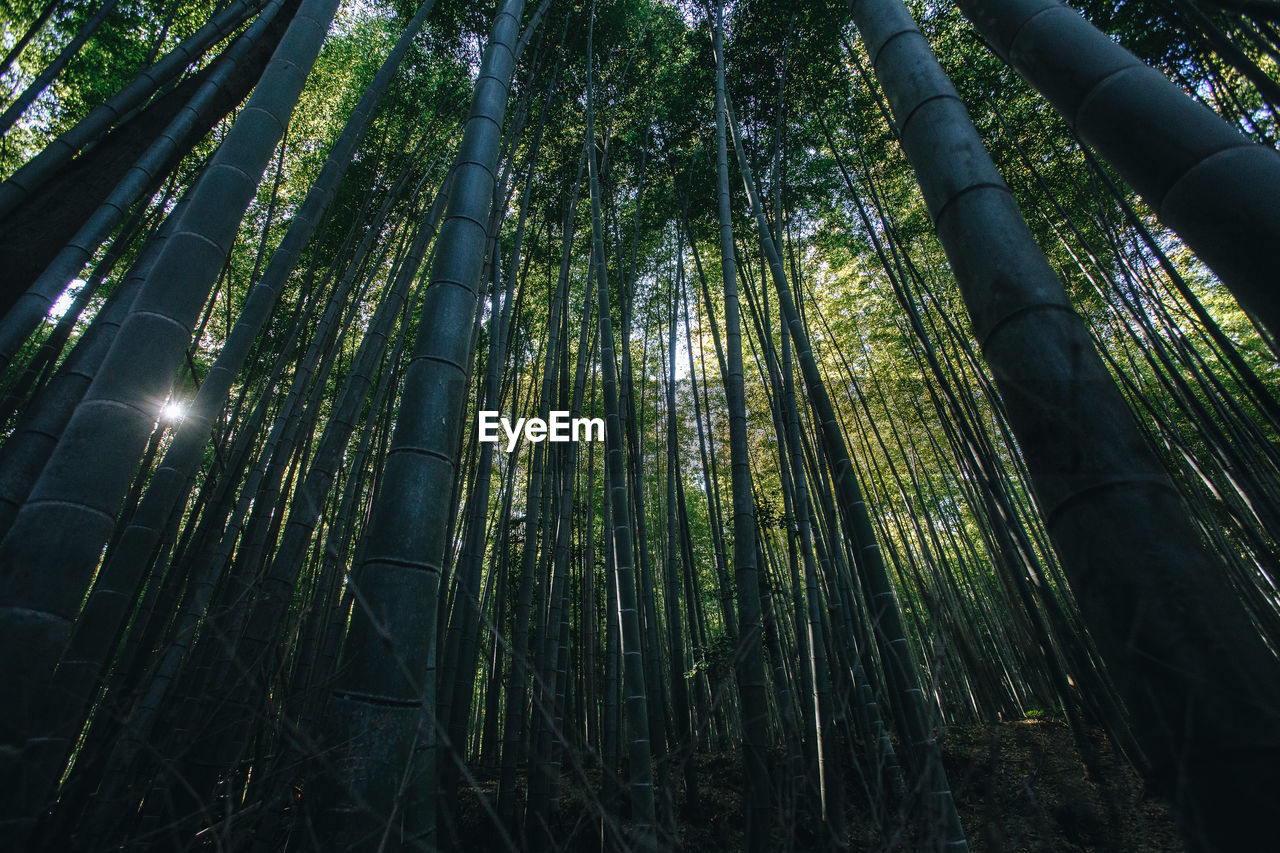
[849,0,1280,846]
[958,0,1280,343]
[0,0,340,836]
[321,1,526,847]
[711,7,773,850]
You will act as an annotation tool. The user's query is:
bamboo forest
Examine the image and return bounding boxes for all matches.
[3,0,1280,849]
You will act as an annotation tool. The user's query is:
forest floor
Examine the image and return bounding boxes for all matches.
[451,718,1184,851]
[938,719,1181,852]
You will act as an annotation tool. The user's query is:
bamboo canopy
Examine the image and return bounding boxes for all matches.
[0,0,1277,850]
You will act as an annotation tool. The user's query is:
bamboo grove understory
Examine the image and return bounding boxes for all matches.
[0,0,1279,849]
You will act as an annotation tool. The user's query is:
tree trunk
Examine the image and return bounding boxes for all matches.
[850,0,1280,846]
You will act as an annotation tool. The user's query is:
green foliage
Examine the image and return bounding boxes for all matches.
[5,2,1280,844]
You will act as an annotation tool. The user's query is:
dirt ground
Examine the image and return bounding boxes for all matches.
[450,718,1183,851]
